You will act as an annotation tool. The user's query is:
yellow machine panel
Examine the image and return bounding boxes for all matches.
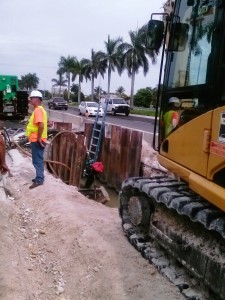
[159,111,213,177]
[208,107,225,180]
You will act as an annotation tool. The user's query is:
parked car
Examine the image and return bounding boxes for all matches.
[78,101,104,117]
[48,97,68,110]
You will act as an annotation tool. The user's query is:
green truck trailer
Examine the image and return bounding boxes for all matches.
[0,75,28,119]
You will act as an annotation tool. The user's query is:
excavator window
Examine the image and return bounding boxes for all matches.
[166,0,216,88]
[161,97,203,136]
[167,23,189,52]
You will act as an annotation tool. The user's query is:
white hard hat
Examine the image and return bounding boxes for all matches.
[30,90,43,99]
[168,97,179,104]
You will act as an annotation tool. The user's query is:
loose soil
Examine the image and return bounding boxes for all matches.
[0,148,184,300]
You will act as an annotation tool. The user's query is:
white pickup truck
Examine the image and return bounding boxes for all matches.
[100,96,130,116]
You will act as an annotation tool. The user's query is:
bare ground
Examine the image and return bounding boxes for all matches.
[0,149,184,300]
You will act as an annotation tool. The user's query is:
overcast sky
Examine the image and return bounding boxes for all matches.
[0,0,164,95]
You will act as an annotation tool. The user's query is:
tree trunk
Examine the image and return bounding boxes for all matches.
[67,72,70,100]
[91,74,94,102]
[78,77,81,104]
[107,66,111,94]
[130,70,135,108]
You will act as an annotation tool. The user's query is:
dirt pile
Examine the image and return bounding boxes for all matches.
[0,149,184,300]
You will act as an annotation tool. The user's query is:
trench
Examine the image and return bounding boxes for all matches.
[79,175,119,208]
[95,179,119,208]
[104,187,119,208]
[2,119,139,209]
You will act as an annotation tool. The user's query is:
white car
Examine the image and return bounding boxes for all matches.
[78,101,104,117]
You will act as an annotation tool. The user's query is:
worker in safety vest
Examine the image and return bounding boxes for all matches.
[163,97,180,137]
[26,91,47,189]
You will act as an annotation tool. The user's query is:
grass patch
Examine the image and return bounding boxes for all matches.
[130,108,156,117]
[69,102,78,107]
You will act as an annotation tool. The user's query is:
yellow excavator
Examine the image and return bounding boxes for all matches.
[119,0,225,299]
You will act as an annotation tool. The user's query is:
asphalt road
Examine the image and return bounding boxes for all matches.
[2,106,157,135]
[67,106,157,134]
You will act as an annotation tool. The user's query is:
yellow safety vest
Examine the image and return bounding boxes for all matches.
[163,110,179,137]
[26,106,47,139]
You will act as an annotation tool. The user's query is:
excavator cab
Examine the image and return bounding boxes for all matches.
[147,0,225,205]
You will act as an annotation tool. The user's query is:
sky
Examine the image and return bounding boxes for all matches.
[0,0,164,96]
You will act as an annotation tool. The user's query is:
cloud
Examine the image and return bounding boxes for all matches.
[0,0,164,94]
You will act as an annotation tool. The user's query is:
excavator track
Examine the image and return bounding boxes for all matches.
[119,176,225,300]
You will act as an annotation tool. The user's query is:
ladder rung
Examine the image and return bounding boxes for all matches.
[86,111,106,164]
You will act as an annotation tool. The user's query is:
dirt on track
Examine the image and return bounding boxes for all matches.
[0,149,184,300]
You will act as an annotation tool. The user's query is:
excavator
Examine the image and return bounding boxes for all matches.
[119,0,225,299]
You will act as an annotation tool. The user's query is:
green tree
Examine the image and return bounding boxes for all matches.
[51,69,67,96]
[39,89,51,100]
[116,86,125,96]
[120,26,157,107]
[63,89,68,100]
[71,83,85,102]
[71,58,89,104]
[134,88,154,107]
[71,83,79,94]
[151,86,158,107]
[103,35,123,93]
[58,55,77,100]
[20,73,39,92]
[94,86,106,101]
[84,49,107,101]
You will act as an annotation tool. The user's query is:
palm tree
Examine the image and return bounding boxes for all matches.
[94,86,106,101]
[120,26,157,107]
[84,49,107,101]
[103,35,123,93]
[116,86,125,96]
[71,58,89,104]
[20,73,39,92]
[51,69,67,96]
[71,83,79,94]
[58,55,77,100]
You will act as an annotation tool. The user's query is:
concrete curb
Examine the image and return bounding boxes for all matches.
[47,110,85,131]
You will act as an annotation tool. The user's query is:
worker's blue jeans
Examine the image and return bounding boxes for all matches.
[31,142,45,184]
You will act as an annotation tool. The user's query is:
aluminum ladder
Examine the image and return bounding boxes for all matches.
[88,102,108,163]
